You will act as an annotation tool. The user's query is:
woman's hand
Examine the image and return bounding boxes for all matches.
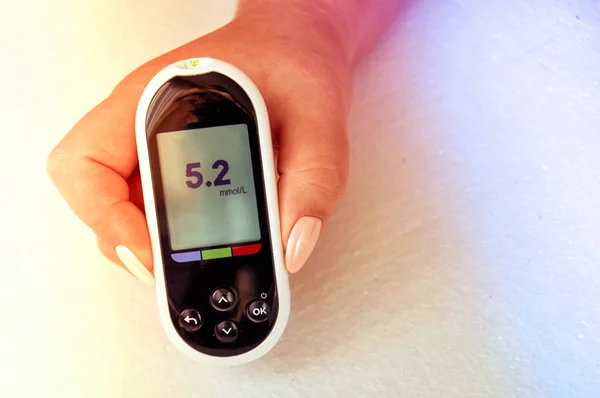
[47,5,352,284]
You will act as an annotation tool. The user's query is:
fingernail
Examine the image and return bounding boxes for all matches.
[116,245,155,287]
[285,217,322,273]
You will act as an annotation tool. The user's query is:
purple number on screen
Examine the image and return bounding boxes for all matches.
[212,160,231,186]
[185,162,203,188]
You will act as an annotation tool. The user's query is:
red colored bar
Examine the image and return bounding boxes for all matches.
[232,244,262,257]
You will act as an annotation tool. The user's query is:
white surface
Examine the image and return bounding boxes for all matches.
[135,58,289,365]
[1,0,599,396]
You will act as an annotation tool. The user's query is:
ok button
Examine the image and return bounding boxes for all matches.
[246,300,271,323]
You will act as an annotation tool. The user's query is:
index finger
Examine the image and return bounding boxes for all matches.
[47,90,153,272]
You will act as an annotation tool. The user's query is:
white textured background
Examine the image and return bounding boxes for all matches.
[1,0,599,396]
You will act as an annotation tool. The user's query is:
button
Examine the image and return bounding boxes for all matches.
[214,320,239,343]
[246,300,271,323]
[210,288,236,311]
[178,309,202,332]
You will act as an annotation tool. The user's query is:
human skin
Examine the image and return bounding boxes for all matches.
[47,0,404,285]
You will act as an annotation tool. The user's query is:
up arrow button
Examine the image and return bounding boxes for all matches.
[210,288,237,312]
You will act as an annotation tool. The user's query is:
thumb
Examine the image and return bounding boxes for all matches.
[277,108,349,273]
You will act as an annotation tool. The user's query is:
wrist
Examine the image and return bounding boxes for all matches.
[235,1,360,70]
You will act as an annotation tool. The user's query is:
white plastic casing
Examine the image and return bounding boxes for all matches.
[135,58,290,366]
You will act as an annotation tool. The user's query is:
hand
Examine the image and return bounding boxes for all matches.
[47,6,352,284]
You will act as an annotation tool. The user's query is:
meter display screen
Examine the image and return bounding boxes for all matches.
[156,123,261,251]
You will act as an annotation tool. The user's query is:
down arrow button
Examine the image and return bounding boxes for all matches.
[215,320,239,343]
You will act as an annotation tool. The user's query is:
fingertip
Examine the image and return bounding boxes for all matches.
[116,245,155,287]
[285,216,322,273]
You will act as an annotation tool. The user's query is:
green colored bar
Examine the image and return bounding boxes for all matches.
[202,247,232,260]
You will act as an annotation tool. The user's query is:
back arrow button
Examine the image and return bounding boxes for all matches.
[178,309,202,332]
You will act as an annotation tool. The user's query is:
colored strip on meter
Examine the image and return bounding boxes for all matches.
[232,244,262,257]
[171,251,201,263]
[202,247,232,260]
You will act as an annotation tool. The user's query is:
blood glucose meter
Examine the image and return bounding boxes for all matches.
[135,58,290,365]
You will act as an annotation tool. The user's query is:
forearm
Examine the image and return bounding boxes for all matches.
[236,0,404,68]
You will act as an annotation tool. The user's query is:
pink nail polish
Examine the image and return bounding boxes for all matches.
[285,217,322,273]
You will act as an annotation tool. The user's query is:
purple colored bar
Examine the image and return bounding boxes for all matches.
[171,251,202,263]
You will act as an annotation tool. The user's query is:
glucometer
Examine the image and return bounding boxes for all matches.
[135,58,290,365]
